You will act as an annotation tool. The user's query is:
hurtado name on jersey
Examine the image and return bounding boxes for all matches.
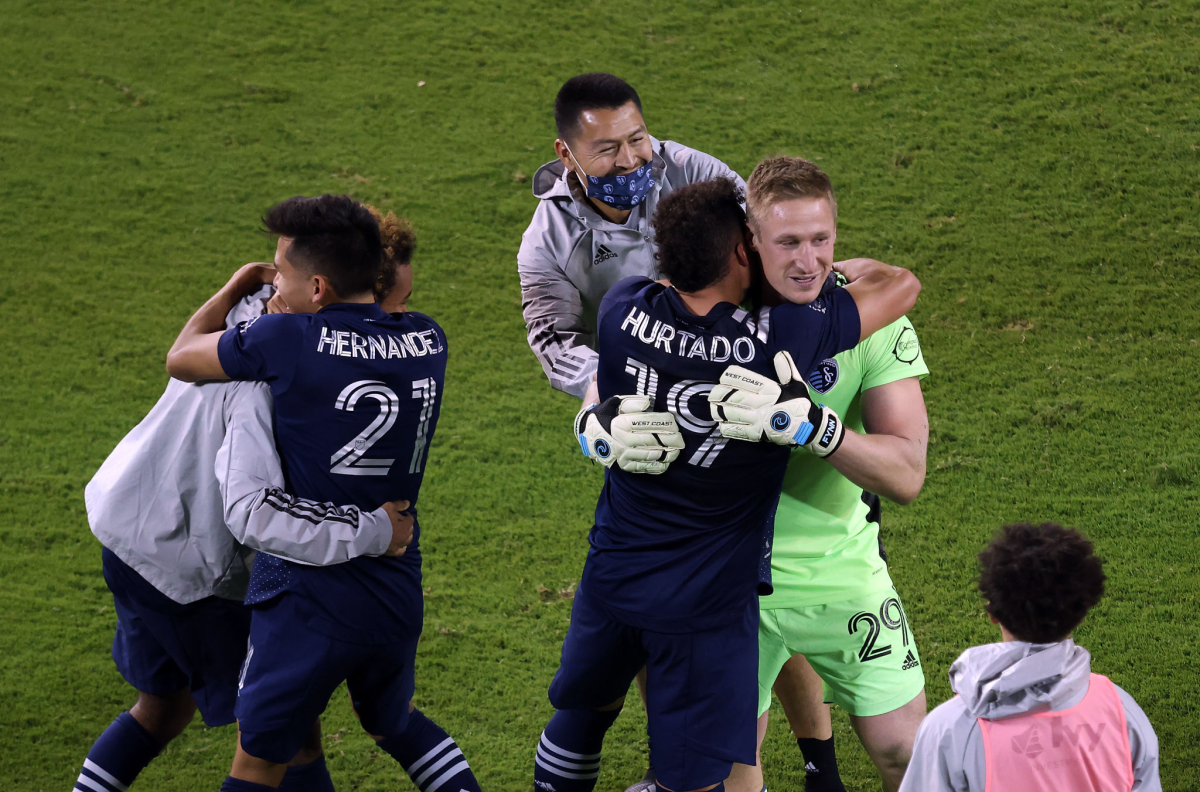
[619,305,758,364]
[315,325,444,360]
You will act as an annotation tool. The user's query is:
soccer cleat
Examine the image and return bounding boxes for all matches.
[622,766,657,792]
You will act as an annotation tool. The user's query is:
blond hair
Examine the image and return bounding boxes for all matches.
[746,156,837,227]
[363,204,417,303]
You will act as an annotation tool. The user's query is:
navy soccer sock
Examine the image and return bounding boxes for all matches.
[534,709,621,792]
[797,736,846,792]
[219,778,279,792]
[277,756,335,792]
[74,711,162,792]
[375,708,481,792]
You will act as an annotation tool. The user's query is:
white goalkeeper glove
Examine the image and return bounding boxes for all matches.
[708,351,846,457]
[574,395,686,474]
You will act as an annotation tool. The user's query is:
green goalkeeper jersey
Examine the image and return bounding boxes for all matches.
[761,315,928,609]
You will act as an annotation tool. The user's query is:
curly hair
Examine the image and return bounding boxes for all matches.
[263,194,382,298]
[977,522,1106,644]
[746,156,837,228]
[651,177,747,293]
[363,204,417,303]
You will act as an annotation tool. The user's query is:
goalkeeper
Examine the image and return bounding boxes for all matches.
[710,157,929,792]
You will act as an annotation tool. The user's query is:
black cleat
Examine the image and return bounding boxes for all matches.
[623,766,657,792]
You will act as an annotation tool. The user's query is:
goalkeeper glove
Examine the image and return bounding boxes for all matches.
[574,395,686,474]
[708,351,845,457]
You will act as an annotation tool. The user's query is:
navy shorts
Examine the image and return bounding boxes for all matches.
[235,592,419,764]
[102,547,251,727]
[548,587,759,791]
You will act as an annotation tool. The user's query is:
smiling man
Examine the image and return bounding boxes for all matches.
[536,177,919,792]
[520,73,758,792]
[717,157,930,792]
[519,73,746,405]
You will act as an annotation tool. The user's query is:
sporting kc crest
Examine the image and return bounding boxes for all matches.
[808,359,840,394]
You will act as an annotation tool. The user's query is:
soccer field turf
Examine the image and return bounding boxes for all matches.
[2,0,1198,788]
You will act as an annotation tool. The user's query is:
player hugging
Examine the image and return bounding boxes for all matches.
[520,74,1160,792]
[77,71,1160,792]
[82,196,481,792]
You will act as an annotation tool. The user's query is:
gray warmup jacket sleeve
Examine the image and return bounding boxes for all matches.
[517,231,598,399]
[1119,687,1162,792]
[216,381,393,566]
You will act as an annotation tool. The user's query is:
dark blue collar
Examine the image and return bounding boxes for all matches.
[663,285,739,327]
[316,301,389,320]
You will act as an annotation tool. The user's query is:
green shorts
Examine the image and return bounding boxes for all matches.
[758,587,925,717]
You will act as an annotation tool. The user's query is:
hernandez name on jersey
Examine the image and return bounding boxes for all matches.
[218,303,447,642]
[584,277,860,633]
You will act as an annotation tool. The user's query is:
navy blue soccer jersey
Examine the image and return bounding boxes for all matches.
[585,277,860,632]
[217,302,446,641]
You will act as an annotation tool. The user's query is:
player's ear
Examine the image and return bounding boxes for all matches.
[554,139,575,174]
[311,273,331,306]
[733,240,751,270]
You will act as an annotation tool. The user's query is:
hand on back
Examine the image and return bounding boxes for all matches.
[382,500,414,557]
[709,351,845,457]
[575,396,686,475]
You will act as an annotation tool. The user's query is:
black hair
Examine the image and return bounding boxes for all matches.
[651,177,747,293]
[263,194,383,298]
[555,73,643,141]
[978,522,1107,644]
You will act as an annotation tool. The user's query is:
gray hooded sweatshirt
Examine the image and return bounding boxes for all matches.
[900,639,1160,792]
[517,137,743,398]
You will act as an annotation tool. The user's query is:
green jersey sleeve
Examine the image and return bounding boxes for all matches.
[859,316,929,391]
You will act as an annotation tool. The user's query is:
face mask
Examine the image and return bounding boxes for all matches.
[565,143,656,210]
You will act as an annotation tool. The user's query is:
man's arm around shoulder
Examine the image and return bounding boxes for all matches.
[838,258,921,342]
[166,263,275,382]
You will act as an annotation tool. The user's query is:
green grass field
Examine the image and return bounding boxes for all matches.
[3,0,1198,789]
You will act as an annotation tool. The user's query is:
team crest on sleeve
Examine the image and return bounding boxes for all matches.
[808,359,840,394]
[892,327,920,364]
[238,316,260,334]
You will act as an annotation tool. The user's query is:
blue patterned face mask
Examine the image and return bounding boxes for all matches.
[565,143,656,210]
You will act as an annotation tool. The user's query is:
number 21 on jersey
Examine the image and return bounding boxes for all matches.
[330,379,436,476]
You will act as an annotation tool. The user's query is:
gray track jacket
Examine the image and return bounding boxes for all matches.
[85,288,392,603]
[518,137,743,398]
[900,639,1161,792]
